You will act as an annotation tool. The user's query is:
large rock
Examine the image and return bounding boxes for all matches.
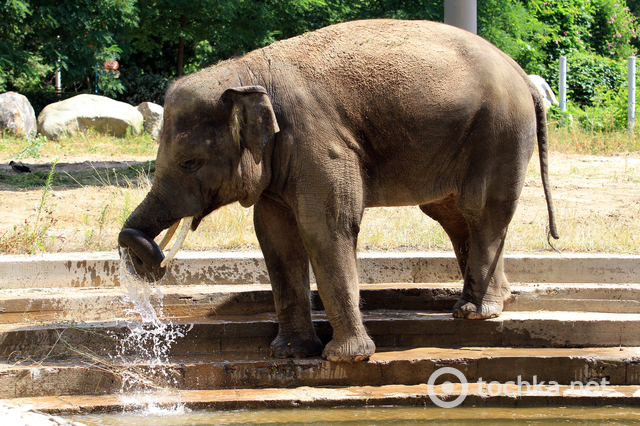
[37,94,143,139]
[529,75,558,110]
[137,101,164,140]
[0,92,37,138]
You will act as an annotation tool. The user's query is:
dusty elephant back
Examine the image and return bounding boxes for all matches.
[238,19,530,108]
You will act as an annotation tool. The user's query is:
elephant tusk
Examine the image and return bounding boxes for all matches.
[158,221,180,250]
[160,216,193,268]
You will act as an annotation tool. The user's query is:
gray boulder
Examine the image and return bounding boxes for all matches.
[0,92,37,138]
[137,101,164,140]
[529,75,558,110]
[37,94,143,139]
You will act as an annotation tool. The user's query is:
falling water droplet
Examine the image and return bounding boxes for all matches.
[113,249,188,412]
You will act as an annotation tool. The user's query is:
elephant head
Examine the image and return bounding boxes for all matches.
[119,82,280,281]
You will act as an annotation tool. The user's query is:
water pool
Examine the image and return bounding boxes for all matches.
[65,406,640,426]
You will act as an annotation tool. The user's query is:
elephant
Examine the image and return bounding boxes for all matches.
[118,19,558,363]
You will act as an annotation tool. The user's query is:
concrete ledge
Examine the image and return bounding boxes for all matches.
[3,283,640,325]
[5,383,640,414]
[2,347,640,399]
[0,252,638,289]
[4,311,640,360]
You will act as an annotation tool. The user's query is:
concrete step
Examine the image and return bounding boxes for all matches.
[1,252,638,289]
[2,282,640,325]
[2,310,640,361]
[7,382,640,415]
[1,347,639,399]
[1,252,638,413]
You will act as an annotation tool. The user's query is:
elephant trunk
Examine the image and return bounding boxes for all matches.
[118,186,196,281]
[119,215,194,282]
[118,228,167,281]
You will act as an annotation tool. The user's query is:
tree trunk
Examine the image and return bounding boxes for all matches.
[176,14,187,77]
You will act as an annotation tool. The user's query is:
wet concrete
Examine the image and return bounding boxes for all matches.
[6,382,640,415]
[3,283,640,325]
[4,311,640,362]
[1,253,639,412]
[1,252,638,289]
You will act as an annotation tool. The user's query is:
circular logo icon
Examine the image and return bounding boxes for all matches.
[427,367,468,408]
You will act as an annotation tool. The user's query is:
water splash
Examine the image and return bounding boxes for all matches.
[113,250,187,409]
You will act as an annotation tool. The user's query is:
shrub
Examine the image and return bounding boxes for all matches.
[117,68,172,106]
[543,52,626,106]
[548,85,630,132]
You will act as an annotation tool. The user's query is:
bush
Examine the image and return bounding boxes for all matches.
[116,68,172,106]
[549,85,630,132]
[543,52,626,106]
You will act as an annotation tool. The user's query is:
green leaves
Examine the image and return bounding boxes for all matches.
[0,0,137,94]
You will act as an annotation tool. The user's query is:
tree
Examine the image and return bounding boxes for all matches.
[0,0,138,94]
[479,0,549,74]
[0,0,52,92]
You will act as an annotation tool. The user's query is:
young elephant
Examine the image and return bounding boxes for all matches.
[119,19,558,363]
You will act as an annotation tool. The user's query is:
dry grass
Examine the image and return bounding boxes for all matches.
[1,127,639,254]
[548,125,640,155]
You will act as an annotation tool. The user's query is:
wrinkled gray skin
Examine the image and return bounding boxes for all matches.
[119,20,558,363]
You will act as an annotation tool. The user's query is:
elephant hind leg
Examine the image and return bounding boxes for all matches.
[421,194,515,320]
[420,195,470,276]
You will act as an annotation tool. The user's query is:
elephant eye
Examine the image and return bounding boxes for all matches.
[180,158,203,172]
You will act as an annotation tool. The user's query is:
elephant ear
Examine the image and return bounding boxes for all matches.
[222,86,280,164]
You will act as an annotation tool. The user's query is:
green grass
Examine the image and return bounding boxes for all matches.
[0,161,155,189]
[0,129,158,160]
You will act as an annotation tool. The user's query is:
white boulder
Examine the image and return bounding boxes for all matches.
[37,94,143,139]
[137,101,164,140]
[529,75,558,110]
[0,92,37,138]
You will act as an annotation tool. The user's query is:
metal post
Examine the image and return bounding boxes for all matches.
[559,56,567,112]
[444,0,477,34]
[55,35,62,94]
[628,56,636,135]
[55,58,61,93]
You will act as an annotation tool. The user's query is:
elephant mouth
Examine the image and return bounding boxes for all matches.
[118,216,194,282]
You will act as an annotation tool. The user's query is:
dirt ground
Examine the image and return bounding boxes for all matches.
[0,151,639,253]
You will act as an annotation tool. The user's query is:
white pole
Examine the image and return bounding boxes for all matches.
[55,35,61,93]
[55,58,61,93]
[559,56,567,112]
[444,0,477,34]
[628,56,636,135]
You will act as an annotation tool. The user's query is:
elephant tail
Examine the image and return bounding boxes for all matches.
[531,81,560,242]
[482,41,560,244]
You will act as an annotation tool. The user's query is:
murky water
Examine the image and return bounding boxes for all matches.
[64,406,640,426]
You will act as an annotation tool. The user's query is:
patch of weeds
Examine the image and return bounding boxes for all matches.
[16,134,47,159]
[0,160,59,253]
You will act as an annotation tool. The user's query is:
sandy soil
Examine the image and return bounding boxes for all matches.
[519,152,640,230]
[0,151,639,253]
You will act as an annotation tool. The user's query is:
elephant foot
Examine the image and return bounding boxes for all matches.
[322,335,376,363]
[270,335,323,359]
[453,299,502,319]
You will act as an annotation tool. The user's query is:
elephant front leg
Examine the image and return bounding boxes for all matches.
[254,196,323,358]
[297,206,375,363]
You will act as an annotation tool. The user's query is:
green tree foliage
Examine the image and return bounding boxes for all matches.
[0,0,53,92]
[478,0,548,74]
[3,0,640,111]
[1,0,138,94]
